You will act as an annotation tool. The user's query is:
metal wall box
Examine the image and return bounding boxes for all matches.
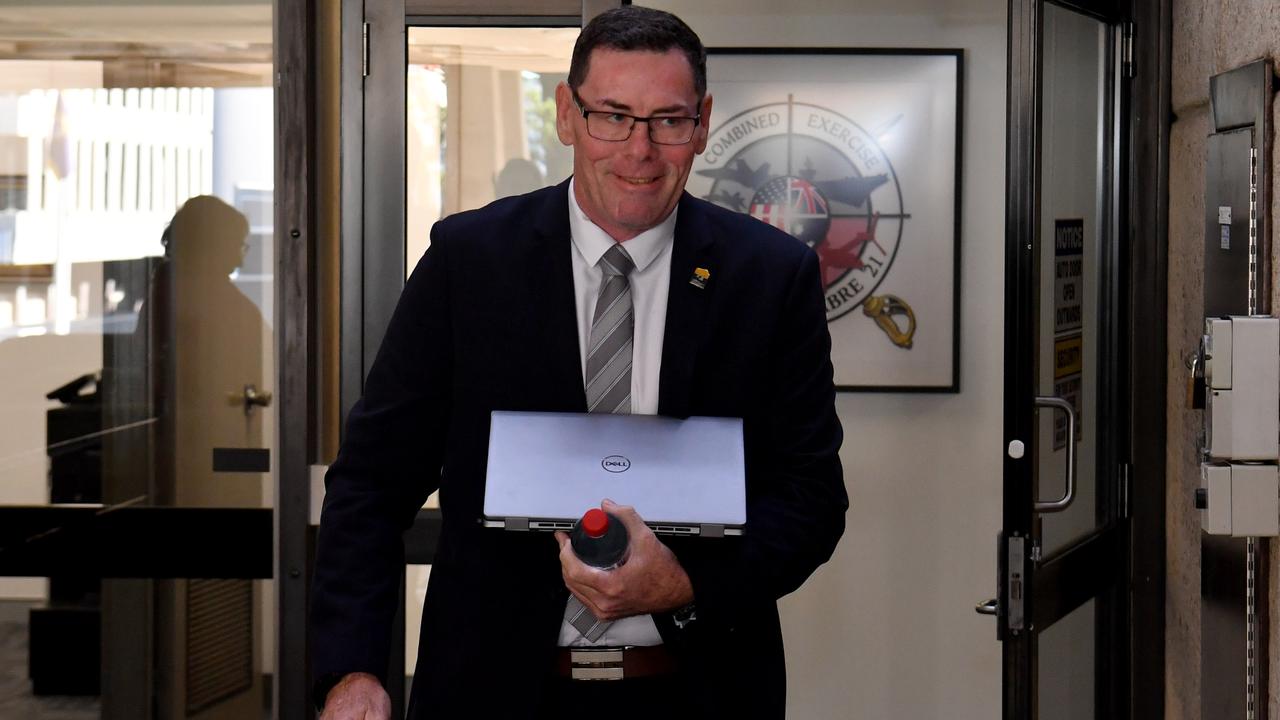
[1201,464,1233,535]
[1205,316,1279,461]
[1230,464,1280,536]
[1199,463,1280,537]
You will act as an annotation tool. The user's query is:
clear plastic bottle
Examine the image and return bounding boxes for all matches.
[569,508,630,569]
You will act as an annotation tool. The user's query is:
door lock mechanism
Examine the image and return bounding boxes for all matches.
[241,384,273,415]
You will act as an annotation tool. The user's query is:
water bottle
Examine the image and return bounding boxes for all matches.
[569,508,629,570]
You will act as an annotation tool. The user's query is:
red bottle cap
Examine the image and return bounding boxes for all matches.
[581,508,609,538]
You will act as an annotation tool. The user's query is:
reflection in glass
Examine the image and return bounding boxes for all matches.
[0,6,275,713]
[1036,5,1107,557]
[406,27,579,274]
[402,25,579,679]
[1038,599,1096,719]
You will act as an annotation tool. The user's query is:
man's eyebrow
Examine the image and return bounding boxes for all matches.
[595,97,694,115]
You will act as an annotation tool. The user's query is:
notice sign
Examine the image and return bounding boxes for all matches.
[1054,219,1084,335]
[1053,334,1083,450]
[1053,374,1082,450]
[1052,219,1084,451]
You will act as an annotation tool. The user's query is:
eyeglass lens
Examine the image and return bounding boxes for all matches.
[586,114,696,145]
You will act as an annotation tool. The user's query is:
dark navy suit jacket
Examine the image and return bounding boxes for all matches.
[310,179,847,717]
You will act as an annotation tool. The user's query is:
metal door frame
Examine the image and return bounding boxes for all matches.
[0,0,320,715]
[1001,0,1168,716]
[338,2,620,715]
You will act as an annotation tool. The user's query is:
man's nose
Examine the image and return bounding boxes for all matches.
[622,121,657,158]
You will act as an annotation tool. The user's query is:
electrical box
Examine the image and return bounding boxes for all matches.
[1204,316,1279,461]
[1197,316,1280,537]
[1200,463,1280,537]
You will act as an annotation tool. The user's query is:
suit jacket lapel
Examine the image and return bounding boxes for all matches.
[531,179,588,412]
[659,193,715,418]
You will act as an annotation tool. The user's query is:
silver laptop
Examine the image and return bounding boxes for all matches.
[482,410,746,537]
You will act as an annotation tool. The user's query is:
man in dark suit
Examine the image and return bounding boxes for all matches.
[312,7,847,719]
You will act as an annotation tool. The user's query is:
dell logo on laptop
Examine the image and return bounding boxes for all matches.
[601,455,631,473]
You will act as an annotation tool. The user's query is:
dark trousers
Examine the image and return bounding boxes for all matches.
[537,674,698,719]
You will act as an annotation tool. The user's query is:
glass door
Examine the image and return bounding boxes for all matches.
[998,0,1130,717]
[401,16,579,696]
[0,4,278,719]
[347,1,608,715]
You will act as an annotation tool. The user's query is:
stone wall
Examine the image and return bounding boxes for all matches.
[1168,2,1280,718]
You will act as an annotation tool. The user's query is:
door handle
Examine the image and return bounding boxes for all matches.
[241,384,273,415]
[975,598,998,616]
[1034,395,1077,513]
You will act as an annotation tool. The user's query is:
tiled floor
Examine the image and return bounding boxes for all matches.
[0,602,98,720]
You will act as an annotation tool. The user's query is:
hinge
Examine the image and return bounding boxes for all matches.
[1120,462,1132,519]
[1248,146,1259,315]
[362,21,370,78]
[1121,21,1135,79]
[1248,536,1259,719]
[1007,535,1026,632]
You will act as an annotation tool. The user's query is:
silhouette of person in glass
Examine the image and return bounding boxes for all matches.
[163,195,268,510]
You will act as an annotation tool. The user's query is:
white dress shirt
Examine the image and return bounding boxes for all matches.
[557,178,675,647]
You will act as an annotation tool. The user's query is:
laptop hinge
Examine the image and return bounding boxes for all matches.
[699,524,726,538]
[504,517,530,531]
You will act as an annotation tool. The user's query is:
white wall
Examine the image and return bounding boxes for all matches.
[212,87,273,205]
[641,1,1006,717]
[0,332,102,600]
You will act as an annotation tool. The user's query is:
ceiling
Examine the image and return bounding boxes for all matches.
[409,27,577,74]
[0,1,271,87]
[0,5,579,88]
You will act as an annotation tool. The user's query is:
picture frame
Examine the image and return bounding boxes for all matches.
[688,48,964,392]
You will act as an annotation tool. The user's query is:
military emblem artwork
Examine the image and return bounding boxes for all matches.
[690,50,961,390]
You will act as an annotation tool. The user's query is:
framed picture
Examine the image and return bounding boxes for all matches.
[689,48,963,392]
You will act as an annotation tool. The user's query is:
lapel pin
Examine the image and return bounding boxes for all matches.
[689,267,710,289]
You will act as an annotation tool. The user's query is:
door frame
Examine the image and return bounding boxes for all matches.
[1002,0,1168,717]
[338,2,619,716]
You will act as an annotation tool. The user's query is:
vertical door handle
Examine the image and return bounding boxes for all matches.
[1034,395,1077,512]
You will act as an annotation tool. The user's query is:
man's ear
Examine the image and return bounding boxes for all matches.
[554,82,577,147]
[692,93,713,154]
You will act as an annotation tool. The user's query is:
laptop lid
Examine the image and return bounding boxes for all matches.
[482,410,745,536]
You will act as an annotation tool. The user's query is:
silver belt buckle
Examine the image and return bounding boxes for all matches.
[569,648,625,681]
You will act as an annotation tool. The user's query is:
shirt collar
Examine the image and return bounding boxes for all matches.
[568,177,676,273]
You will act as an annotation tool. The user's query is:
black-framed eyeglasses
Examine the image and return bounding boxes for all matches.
[572,91,701,146]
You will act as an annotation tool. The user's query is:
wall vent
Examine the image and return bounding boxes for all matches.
[185,578,253,716]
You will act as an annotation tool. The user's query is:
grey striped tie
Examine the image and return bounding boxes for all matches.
[565,242,635,642]
[584,243,635,415]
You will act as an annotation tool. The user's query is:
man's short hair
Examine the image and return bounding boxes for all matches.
[568,7,707,101]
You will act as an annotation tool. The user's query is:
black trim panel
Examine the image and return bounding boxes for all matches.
[211,448,271,473]
[0,507,273,579]
[1032,525,1121,630]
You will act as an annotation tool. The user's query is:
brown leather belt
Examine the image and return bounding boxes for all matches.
[555,645,679,681]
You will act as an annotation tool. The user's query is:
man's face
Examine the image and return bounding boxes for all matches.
[556,47,712,242]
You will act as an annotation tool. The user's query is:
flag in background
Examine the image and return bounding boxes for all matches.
[45,91,73,181]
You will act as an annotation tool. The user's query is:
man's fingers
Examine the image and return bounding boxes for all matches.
[320,673,390,720]
[558,531,613,595]
[559,506,643,619]
[565,560,611,594]
[601,498,649,536]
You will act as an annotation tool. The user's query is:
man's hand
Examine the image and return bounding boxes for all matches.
[555,499,694,621]
[320,672,391,720]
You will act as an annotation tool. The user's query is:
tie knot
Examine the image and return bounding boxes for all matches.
[600,243,635,277]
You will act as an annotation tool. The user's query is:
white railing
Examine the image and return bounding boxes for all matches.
[18,87,213,216]
[1,86,214,330]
